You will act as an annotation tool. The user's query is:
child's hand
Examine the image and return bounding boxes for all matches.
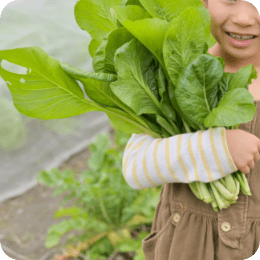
[226,129,260,174]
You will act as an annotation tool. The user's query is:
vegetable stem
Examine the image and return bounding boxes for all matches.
[234,178,240,196]
[219,177,226,187]
[241,173,252,196]
[99,104,162,138]
[225,174,237,195]
[189,182,201,200]
[210,182,228,210]
[208,185,218,212]
[199,182,213,203]
[183,119,192,133]
[212,180,237,201]
[167,118,182,134]
[195,181,203,200]
[234,172,247,194]
[235,171,252,196]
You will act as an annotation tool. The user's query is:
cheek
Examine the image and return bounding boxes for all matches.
[244,0,260,14]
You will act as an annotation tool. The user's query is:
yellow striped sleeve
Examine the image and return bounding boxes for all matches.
[122,128,238,190]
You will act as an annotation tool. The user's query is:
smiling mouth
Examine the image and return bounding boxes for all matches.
[225,31,258,39]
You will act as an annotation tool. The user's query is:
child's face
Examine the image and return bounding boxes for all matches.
[201,0,260,68]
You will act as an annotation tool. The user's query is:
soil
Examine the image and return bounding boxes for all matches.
[0,127,152,260]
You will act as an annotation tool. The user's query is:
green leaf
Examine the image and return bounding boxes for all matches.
[227,64,258,91]
[61,63,124,109]
[60,62,117,82]
[54,207,83,218]
[175,54,223,125]
[156,115,175,136]
[112,5,168,68]
[163,7,208,86]
[111,5,151,23]
[93,27,134,74]
[49,220,72,235]
[139,0,203,22]
[37,170,54,186]
[216,72,233,103]
[126,0,144,8]
[104,106,160,136]
[80,78,125,108]
[45,233,61,249]
[204,88,256,127]
[110,39,162,117]
[89,38,102,59]
[74,0,126,42]
[36,168,64,187]
[0,47,100,119]
[88,133,111,171]
[215,65,257,106]
[156,64,177,122]
[45,220,72,248]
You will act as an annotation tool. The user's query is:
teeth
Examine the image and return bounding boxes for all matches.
[228,32,255,40]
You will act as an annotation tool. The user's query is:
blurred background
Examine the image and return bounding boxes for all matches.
[0,0,111,203]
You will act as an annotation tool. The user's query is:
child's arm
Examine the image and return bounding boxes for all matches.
[122,127,238,190]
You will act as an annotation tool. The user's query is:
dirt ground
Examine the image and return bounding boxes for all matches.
[0,127,137,260]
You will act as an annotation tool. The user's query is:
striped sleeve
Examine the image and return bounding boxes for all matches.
[122,127,238,190]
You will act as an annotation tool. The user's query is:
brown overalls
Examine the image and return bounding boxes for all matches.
[142,100,260,260]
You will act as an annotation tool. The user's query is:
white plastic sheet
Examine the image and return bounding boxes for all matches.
[0,0,110,203]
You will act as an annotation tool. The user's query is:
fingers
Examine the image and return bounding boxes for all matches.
[254,152,260,162]
[240,165,250,174]
[248,160,255,170]
[242,157,258,175]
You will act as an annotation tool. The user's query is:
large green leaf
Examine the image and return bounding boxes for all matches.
[175,54,224,126]
[214,64,257,108]
[227,64,258,91]
[212,64,257,105]
[93,27,134,74]
[74,0,127,42]
[204,88,256,127]
[139,0,203,22]
[112,5,169,69]
[0,47,99,119]
[110,38,163,117]
[163,7,208,87]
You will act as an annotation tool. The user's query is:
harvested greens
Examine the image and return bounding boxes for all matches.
[0,0,257,211]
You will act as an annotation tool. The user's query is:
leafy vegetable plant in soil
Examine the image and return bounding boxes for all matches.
[0,0,256,212]
[37,128,161,260]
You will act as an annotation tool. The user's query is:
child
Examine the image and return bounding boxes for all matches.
[122,0,260,259]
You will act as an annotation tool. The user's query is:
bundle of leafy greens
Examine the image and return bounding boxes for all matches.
[0,0,257,212]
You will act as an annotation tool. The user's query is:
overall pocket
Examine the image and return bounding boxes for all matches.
[142,200,184,260]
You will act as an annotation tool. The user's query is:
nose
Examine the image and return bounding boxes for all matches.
[230,1,260,27]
